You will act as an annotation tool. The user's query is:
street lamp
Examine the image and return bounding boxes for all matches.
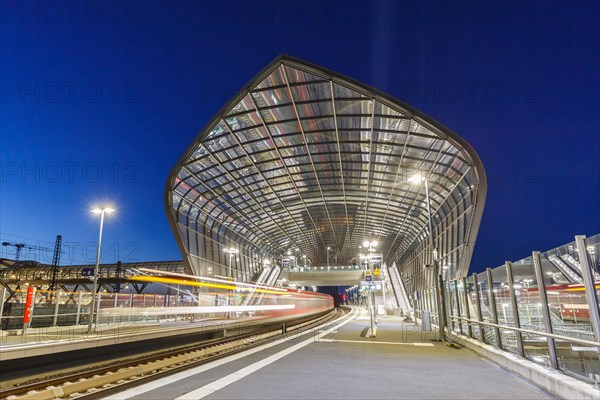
[88,207,115,333]
[223,248,239,280]
[326,246,331,270]
[223,248,239,315]
[409,173,445,342]
[362,240,378,253]
[362,241,379,270]
[361,240,379,336]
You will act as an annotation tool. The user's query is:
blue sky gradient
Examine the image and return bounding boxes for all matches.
[1,1,598,272]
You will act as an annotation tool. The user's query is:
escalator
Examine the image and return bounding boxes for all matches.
[242,265,271,307]
[559,253,600,281]
[250,265,281,306]
[387,263,412,315]
[548,255,582,283]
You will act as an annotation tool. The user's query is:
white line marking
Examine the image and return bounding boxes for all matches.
[103,309,357,400]
[319,339,434,346]
[175,309,358,400]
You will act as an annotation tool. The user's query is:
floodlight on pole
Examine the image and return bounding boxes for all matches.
[223,247,239,313]
[409,173,446,342]
[362,240,378,253]
[88,206,115,333]
[223,248,239,279]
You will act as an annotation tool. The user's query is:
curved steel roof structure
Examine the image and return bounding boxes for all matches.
[165,55,486,286]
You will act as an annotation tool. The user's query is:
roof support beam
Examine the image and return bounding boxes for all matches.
[280,66,340,257]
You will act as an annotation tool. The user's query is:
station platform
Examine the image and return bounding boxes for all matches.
[0,318,242,362]
[105,307,555,400]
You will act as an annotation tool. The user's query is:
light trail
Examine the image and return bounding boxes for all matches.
[136,267,288,292]
[128,275,288,295]
[98,304,295,316]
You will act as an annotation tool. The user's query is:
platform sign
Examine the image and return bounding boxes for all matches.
[23,286,34,324]
[82,267,95,277]
[213,294,228,306]
[365,274,372,282]
[282,257,296,268]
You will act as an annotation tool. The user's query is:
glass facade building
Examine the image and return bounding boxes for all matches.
[165,55,487,295]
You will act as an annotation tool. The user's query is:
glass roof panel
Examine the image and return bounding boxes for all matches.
[284,65,326,84]
[254,86,293,106]
[295,98,333,119]
[226,93,255,116]
[290,81,332,102]
[333,82,367,99]
[169,58,485,274]
[256,67,286,90]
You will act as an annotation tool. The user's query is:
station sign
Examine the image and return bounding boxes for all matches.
[282,257,296,268]
[82,267,95,277]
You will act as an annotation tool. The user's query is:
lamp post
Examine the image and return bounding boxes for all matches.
[362,240,379,336]
[223,248,239,317]
[409,173,445,342]
[363,241,378,256]
[223,248,239,280]
[326,246,330,270]
[88,207,115,333]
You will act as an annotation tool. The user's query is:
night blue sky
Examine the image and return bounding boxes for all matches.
[1,1,598,273]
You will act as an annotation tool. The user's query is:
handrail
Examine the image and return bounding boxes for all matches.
[449,315,600,347]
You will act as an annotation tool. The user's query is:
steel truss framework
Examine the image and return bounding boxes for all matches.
[165,55,487,288]
[0,260,187,299]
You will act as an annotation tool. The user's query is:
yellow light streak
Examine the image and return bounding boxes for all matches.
[129,275,288,295]
[137,267,287,292]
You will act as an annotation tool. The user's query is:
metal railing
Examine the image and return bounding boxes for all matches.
[289,265,364,272]
[443,234,600,385]
[0,289,206,331]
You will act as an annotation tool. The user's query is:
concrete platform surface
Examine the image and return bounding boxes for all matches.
[105,307,555,400]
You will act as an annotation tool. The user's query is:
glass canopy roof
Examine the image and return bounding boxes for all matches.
[166,55,486,281]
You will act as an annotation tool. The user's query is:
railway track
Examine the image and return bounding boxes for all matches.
[2,308,345,400]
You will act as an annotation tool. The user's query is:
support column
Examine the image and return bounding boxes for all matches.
[532,251,559,369]
[94,291,102,328]
[472,273,485,342]
[129,293,134,322]
[52,290,62,327]
[505,261,525,357]
[453,280,463,335]
[574,235,600,363]
[113,293,119,323]
[486,268,502,348]
[444,279,455,344]
[461,277,472,338]
[0,288,7,330]
[75,291,83,325]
